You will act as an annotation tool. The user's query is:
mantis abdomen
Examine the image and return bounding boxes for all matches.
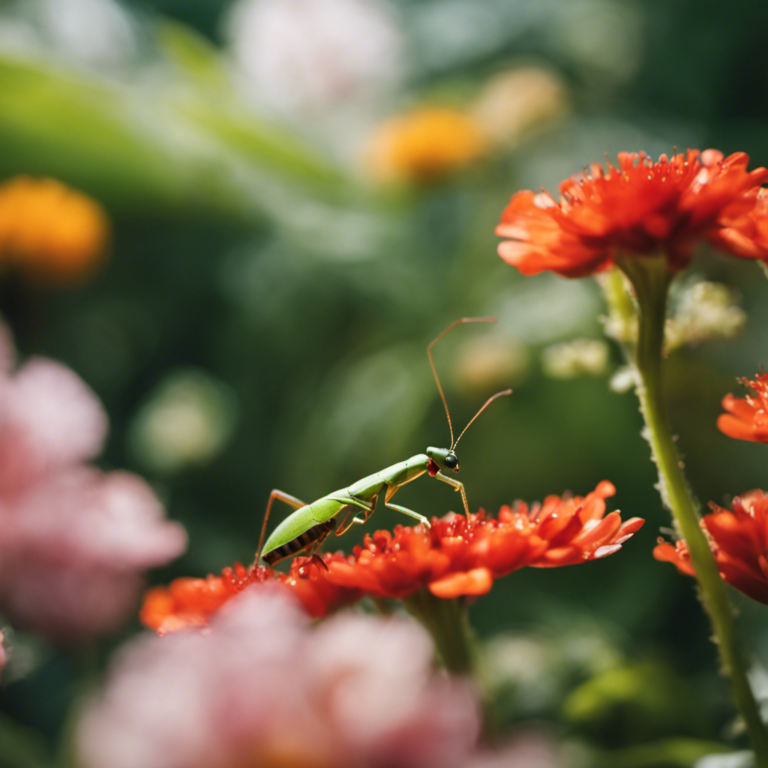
[263,518,337,566]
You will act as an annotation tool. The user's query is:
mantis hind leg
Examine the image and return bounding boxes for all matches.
[301,530,334,574]
[256,489,307,564]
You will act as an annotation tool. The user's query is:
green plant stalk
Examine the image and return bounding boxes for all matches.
[404,590,476,675]
[617,255,768,764]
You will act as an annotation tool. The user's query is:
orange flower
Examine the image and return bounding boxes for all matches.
[718,372,768,443]
[0,177,109,282]
[325,481,644,600]
[655,490,768,605]
[140,557,361,635]
[367,107,488,185]
[712,188,768,259]
[496,150,768,278]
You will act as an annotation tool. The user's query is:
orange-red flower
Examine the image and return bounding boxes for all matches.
[325,481,644,600]
[496,150,768,278]
[718,372,768,443]
[712,188,768,259]
[140,556,361,634]
[654,490,768,604]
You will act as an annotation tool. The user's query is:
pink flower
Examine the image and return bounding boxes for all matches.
[78,588,481,768]
[467,733,563,768]
[0,630,6,678]
[0,356,107,498]
[0,322,186,644]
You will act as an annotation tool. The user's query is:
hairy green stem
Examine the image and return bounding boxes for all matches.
[404,590,476,675]
[616,255,768,764]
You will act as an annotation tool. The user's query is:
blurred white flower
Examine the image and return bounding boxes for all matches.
[666,280,746,350]
[78,589,481,768]
[609,366,637,394]
[541,339,609,379]
[695,753,754,768]
[129,370,238,474]
[10,0,138,68]
[223,0,405,118]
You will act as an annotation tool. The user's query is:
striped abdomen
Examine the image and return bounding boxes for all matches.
[263,518,336,566]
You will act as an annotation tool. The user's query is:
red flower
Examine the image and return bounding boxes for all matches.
[325,481,644,600]
[496,150,768,278]
[140,556,361,634]
[654,490,768,604]
[718,372,768,443]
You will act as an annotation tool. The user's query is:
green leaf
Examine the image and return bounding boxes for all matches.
[0,711,47,768]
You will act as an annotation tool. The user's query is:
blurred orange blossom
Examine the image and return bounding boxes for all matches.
[0,176,109,282]
[367,106,488,184]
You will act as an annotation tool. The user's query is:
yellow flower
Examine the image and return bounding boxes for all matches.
[0,177,109,282]
[367,107,488,185]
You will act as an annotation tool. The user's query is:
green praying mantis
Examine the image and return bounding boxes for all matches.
[255,317,512,568]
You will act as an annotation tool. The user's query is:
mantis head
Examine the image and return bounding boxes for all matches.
[426,447,459,475]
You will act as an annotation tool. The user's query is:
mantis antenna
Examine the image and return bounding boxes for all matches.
[453,388,513,449]
[427,316,499,446]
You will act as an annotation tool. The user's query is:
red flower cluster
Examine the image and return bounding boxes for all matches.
[496,150,768,277]
[654,490,768,604]
[140,556,360,634]
[325,481,643,600]
[718,372,768,443]
[141,483,643,634]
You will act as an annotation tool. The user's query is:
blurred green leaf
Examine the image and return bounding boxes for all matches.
[0,711,47,768]
[594,739,735,768]
[156,20,227,88]
[0,47,347,218]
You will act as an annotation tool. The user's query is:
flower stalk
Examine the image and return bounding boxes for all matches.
[616,255,768,764]
[405,591,476,676]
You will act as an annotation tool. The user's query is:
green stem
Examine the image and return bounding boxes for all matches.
[404,590,476,675]
[617,255,768,764]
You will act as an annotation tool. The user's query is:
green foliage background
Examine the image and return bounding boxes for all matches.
[2,0,768,763]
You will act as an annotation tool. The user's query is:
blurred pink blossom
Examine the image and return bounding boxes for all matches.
[0,323,187,644]
[78,588,482,768]
[468,733,563,768]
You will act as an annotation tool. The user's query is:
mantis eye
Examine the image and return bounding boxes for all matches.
[444,454,458,469]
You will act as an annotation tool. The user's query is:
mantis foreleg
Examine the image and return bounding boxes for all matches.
[434,472,470,517]
[336,508,368,536]
[334,494,375,535]
[384,483,431,527]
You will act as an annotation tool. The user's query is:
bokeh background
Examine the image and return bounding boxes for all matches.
[1,0,767,762]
